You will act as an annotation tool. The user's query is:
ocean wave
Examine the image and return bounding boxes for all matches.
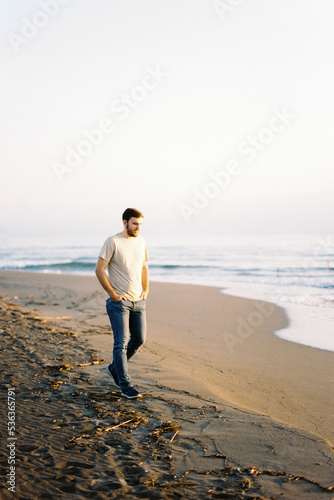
[3,261,95,272]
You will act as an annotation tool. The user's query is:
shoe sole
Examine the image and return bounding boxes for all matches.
[121,392,142,399]
[105,365,120,388]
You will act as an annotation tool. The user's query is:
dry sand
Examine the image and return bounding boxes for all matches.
[0,270,333,499]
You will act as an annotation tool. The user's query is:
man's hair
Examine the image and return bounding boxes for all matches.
[122,208,144,222]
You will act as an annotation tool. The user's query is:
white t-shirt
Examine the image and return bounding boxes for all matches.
[99,232,148,301]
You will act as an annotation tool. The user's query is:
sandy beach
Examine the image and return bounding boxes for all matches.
[0,270,333,499]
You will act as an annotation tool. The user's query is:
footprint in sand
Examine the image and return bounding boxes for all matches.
[55,460,95,471]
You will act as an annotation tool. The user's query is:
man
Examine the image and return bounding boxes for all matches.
[95,208,149,399]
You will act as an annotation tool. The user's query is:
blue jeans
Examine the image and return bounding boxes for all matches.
[106,298,146,389]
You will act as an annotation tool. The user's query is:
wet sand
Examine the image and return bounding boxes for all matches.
[0,270,333,499]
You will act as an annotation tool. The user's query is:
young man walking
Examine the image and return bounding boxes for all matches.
[95,208,149,399]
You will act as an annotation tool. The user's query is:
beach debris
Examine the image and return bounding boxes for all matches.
[158,481,197,488]
[169,430,179,443]
[249,467,259,476]
[40,359,105,374]
[77,360,105,367]
[70,390,83,397]
[42,363,75,372]
[68,419,134,442]
[103,419,134,432]
[68,408,146,444]
[162,421,179,433]
[147,420,181,453]
[240,477,252,490]
[154,421,180,435]
[50,380,63,389]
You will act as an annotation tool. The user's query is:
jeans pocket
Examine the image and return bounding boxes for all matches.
[136,299,146,310]
[111,300,123,308]
[106,298,122,313]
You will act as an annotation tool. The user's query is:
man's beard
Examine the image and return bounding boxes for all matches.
[126,224,139,237]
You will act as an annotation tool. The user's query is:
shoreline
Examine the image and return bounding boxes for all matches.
[2,267,334,354]
[0,270,333,498]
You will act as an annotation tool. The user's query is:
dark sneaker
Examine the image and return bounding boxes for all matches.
[105,364,120,388]
[121,387,142,399]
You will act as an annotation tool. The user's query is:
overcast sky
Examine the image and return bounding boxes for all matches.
[1,0,334,238]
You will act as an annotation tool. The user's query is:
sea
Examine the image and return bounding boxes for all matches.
[0,234,333,353]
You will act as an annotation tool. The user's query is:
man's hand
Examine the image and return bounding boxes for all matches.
[110,292,125,302]
[140,290,149,300]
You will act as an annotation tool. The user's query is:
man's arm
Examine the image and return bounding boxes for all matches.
[140,262,149,300]
[95,257,125,301]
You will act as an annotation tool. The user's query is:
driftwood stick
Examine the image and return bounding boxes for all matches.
[170,430,179,443]
[104,419,134,432]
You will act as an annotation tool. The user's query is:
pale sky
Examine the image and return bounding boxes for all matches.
[1,0,334,238]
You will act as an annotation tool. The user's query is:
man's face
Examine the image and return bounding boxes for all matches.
[125,217,143,237]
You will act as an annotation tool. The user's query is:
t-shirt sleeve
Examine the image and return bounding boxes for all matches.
[99,237,115,263]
